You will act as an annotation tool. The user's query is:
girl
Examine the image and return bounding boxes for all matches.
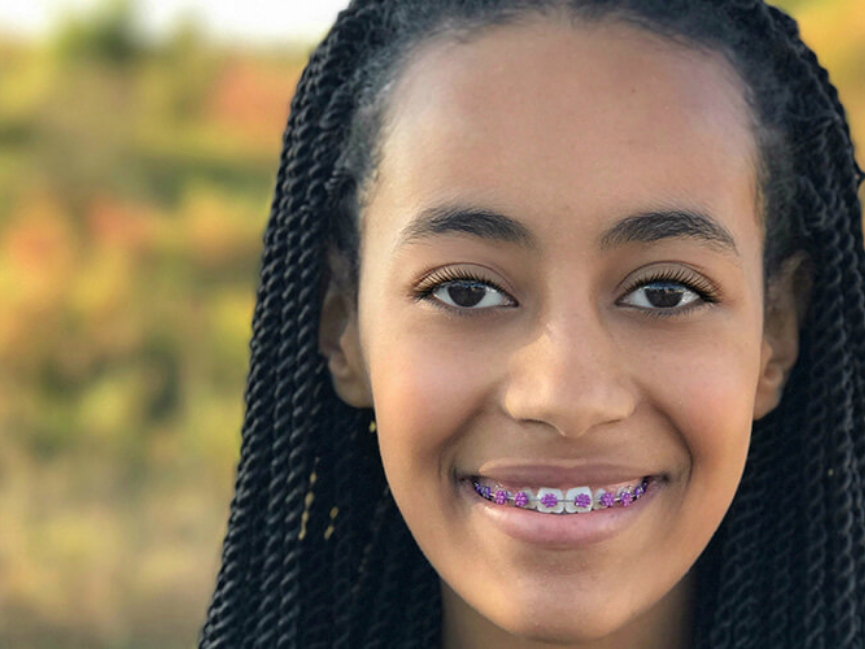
[199,1,865,647]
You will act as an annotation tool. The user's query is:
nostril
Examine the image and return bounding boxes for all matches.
[502,333,636,437]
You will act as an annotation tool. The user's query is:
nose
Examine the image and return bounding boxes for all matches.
[502,312,637,438]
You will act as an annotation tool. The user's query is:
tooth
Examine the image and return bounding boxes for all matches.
[513,488,536,509]
[565,486,593,513]
[536,488,565,514]
[618,486,634,508]
[601,489,618,509]
[476,478,646,513]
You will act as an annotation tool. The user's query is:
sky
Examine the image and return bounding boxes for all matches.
[0,0,352,43]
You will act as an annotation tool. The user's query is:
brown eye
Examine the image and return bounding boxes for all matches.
[621,281,701,311]
[431,280,513,309]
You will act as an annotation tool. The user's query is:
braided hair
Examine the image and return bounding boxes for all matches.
[199,1,865,647]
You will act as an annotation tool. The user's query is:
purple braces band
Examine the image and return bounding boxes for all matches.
[473,479,649,512]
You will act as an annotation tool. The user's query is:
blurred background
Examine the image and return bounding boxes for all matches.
[0,0,862,647]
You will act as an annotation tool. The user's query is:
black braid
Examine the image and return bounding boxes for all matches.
[199,1,865,647]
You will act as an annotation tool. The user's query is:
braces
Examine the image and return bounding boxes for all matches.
[473,478,649,513]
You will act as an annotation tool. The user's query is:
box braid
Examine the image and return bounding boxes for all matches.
[198,1,865,647]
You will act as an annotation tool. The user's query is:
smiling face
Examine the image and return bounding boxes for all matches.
[322,17,797,649]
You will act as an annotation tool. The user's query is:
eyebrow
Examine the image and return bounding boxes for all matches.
[599,210,739,255]
[397,204,738,255]
[398,205,536,248]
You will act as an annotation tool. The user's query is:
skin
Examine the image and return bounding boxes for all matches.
[320,17,801,649]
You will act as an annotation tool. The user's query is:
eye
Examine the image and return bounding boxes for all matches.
[621,281,701,310]
[431,280,513,309]
[414,267,517,312]
[617,268,718,314]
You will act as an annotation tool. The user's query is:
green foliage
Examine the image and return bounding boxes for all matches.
[0,15,305,649]
[54,0,144,66]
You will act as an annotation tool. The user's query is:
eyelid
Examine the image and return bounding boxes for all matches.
[616,265,721,311]
[412,265,518,309]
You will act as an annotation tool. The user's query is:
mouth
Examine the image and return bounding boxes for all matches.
[458,465,663,546]
[469,476,652,514]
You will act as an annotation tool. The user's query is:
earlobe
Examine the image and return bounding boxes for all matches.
[319,256,373,409]
[753,338,788,419]
[754,254,811,420]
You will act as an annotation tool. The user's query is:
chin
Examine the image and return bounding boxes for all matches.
[505,612,629,645]
[442,567,692,648]
[504,622,620,646]
[473,590,644,646]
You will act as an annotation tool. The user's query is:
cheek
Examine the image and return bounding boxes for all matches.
[362,325,504,563]
[363,319,500,479]
[687,337,762,425]
[642,329,762,493]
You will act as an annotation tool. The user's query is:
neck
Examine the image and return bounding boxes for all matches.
[440,571,695,649]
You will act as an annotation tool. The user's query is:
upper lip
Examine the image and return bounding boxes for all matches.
[467,460,656,489]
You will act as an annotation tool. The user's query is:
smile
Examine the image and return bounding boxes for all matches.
[472,477,650,514]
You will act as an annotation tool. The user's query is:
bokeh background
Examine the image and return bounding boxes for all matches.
[0,0,862,647]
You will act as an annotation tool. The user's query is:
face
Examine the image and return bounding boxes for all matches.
[324,18,794,649]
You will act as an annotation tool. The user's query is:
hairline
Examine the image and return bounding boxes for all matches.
[348,8,775,280]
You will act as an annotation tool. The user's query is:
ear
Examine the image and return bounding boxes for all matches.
[753,253,812,420]
[319,250,373,408]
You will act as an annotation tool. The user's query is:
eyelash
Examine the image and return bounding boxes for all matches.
[413,266,719,315]
[617,268,720,314]
[413,268,516,311]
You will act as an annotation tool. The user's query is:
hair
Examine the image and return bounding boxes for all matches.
[198,1,865,647]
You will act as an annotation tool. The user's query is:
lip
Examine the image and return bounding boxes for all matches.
[459,463,661,547]
[462,479,657,547]
[472,460,658,489]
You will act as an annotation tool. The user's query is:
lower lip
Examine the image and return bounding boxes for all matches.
[461,479,657,548]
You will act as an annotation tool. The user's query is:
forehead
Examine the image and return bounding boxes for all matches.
[364,18,760,256]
